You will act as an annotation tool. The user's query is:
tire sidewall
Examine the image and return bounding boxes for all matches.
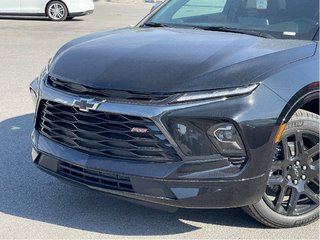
[255,199,319,228]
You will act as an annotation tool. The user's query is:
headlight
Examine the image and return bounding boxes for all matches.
[172,84,259,103]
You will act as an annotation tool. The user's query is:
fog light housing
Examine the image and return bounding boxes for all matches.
[207,123,246,157]
[166,119,219,157]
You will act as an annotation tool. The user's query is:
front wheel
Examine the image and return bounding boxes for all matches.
[46,1,68,21]
[243,109,319,228]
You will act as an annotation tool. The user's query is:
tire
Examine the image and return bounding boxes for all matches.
[66,16,74,20]
[243,109,319,228]
[46,1,68,21]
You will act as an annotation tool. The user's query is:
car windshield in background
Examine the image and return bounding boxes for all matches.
[147,0,319,40]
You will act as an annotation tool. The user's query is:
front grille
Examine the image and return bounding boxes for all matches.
[58,160,134,192]
[48,77,172,103]
[36,100,181,162]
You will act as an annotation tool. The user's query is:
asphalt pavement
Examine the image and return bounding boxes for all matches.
[0,2,319,239]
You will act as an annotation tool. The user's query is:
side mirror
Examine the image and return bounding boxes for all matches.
[150,2,161,13]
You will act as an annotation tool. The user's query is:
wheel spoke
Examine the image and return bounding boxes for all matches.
[271,160,285,171]
[268,175,285,187]
[294,132,304,157]
[310,177,319,187]
[308,160,320,179]
[274,186,287,212]
[311,159,320,167]
[287,188,300,215]
[304,186,319,204]
[282,138,291,160]
[305,144,319,159]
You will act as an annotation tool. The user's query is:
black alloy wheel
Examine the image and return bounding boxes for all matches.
[243,109,319,228]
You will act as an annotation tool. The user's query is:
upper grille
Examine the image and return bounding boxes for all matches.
[48,77,172,103]
[36,100,181,162]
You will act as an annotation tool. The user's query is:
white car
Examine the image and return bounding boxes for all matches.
[0,0,94,21]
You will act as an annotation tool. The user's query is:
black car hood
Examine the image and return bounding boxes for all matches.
[50,27,316,93]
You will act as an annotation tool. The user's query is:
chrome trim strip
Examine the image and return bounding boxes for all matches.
[40,82,226,118]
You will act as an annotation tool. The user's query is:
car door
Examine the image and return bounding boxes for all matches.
[0,0,20,13]
[20,0,45,14]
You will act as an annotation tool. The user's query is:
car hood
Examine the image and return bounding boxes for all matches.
[50,27,316,93]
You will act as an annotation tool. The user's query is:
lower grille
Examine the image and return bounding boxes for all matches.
[58,161,134,192]
[36,100,181,162]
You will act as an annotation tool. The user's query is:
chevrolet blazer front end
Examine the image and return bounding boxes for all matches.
[30,0,319,228]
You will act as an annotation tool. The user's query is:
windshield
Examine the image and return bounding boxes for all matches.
[146,0,319,40]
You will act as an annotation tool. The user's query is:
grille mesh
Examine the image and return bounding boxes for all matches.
[37,100,181,162]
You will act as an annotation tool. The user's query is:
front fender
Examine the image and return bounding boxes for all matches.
[262,45,319,104]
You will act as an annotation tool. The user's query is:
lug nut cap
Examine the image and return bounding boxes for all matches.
[287,175,292,180]
[295,161,300,166]
[301,175,307,180]
[293,180,298,185]
[302,166,307,170]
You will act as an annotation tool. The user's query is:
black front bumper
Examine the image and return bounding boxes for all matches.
[32,133,268,209]
[30,80,288,210]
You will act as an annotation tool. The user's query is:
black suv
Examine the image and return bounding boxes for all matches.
[30,0,319,228]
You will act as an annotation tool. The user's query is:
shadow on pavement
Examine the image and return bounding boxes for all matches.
[0,114,264,236]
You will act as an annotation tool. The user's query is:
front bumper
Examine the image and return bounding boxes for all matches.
[31,77,288,209]
[32,139,267,209]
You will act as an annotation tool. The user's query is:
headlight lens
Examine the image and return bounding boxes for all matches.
[172,84,259,103]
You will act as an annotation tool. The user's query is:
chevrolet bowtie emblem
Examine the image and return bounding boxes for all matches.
[73,98,102,112]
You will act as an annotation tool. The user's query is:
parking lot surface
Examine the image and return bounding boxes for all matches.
[0,2,319,239]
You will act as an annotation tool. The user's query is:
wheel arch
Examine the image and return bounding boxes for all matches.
[281,85,319,125]
[263,84,319,179]
[300,96,319,116]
